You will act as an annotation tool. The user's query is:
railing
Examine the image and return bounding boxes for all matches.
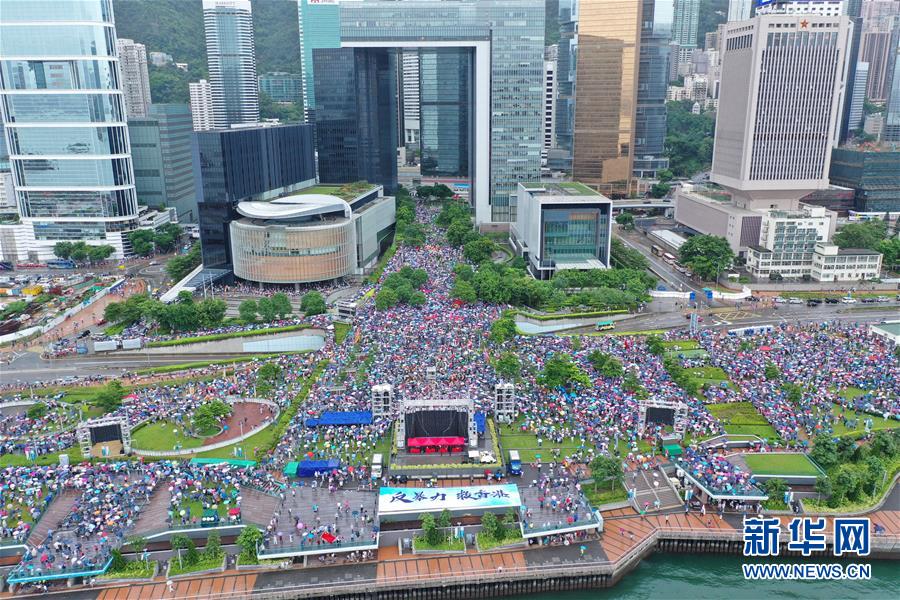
[521,514,602,536]
[257,536,379,559]
[7,557,113,585]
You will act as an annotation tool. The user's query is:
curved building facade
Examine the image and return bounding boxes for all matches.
[230,194,355,284]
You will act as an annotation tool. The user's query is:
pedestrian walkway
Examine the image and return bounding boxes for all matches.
[132,484,169,536]
[240,487,279,527]
[93,572,258,600]
[628,467,682,512]
[27,489,79,546]
[375,550,527,582]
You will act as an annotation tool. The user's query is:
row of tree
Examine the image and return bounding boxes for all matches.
[833,220,900,270]
[53,241,114,264]
[810,430,898,508]
[375,266,428,309]
[128,223,183,256]
[104,291,227,333]
[166,243,202,282]
[237,293,295,323]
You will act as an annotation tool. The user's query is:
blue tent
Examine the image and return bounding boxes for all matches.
[474,412,486,434]
[296,459,341,477]
[305,411,373,427]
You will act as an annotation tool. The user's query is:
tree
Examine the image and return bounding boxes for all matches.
[463,237,495,264]
[375,287,399,310]
[127,535,148,559]
[27,402,48,420]
[615,212,635,229]
[649,182,671,198]
[299,291,326,316]
[109,548,127,572]
[204,530,223,559]
[87,245,114,263]
[833,221,888,250]
[870,430,898,459]
[590,455,623,491]
[171,533,199,566]
[495,352,521,380]
[665,100,715,177]
[269,292,293,318]
[481,511,503,541]
[407,291,427,307]
[238,299,258,323]
[196,298,226,329]
[762,478,789,506]
[437,509,452,531]
[450,279,478,303]
[257,297,277,322]
[810,434,839,472]
[610,238,650,270]
[399,222,426,247]
[166,243,202,281]
[489,315,517,344]
[53,241,74,259]
[128,229,156,257]
[587,351,624,379]
[875,237,900,270]
[645,335,665,356]
[193,400,231,434]
[236,526,263,564]
[679,234,734,281]
[93,381,125,413]
[420,513,443,546]
[537,354,591,389]
[783,382,803,404]
[764,363,780,381]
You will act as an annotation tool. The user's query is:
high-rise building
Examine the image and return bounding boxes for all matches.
[128,104,197,221]
[840,0,863,143]
[884,35,900,141]
[634,0,673,179]
[711,7,853,208]
[848,62,870,132]
[258,72,303,104]
[314,0,544,224]
[297,0,341,122]
[419,49,472,179]
[189,79,214,131]
[859,0,900,103]
[399,51,421,148]
[203,0,258,128]
[0,0,141,260]
[555,0,578,159]
[543,58,557,155]
[672,0,700,76]
[830,146,900,212]
[116,38,152,118]
[727,0,751,21]
[195,123,317,269]
[571,0,642,196]
[314,48,398,193]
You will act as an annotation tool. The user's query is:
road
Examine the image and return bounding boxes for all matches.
[615,227,713,302]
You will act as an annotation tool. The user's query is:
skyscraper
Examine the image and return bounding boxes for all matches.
[258,72,303,104]
[634,0,673,179]
[400,52,421,148]
[419,49,472,178]
[543,57,557,154]
[848,62,870,132]
[885,35,900,141]
[189,79,214,131]
[727,0,752,21]
[0,0,140,260]
[571,0,642,196]
[711,6,853,207]
[672,0,700,76]
[116,38,152,118]
[859,0,900,102]
[555,0,578,158]
[203,0,258,128]
[297,0,341,122]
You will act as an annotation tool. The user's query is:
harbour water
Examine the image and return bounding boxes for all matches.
[500,553,898,600]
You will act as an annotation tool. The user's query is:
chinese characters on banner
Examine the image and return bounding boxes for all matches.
[743,517,871,557]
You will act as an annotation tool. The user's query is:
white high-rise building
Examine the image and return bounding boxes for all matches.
[848,62,869,131]
[543,59,557,155]
[189,80,214,132]
[203,0,258,129]
[401,51,420,147]
[727,0,752,21]
[117,38,152,118]
[756,0,844,16]
[711,8,853,208]
[859,0,900,102]
[673,0,701,76]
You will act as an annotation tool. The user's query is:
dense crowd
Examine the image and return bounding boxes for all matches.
[675,447,762,497]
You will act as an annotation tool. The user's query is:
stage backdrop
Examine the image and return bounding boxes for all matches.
[404,409,467,439]
[378,484,522,518]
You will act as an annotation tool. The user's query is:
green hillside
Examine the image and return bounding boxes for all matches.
[113,0,301,104]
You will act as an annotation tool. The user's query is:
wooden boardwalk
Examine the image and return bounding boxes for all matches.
[375,547,526,582]
[27,489,80,546]
[94,572,257,600]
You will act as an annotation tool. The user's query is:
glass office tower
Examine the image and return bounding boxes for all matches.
[297,0,341,122]
[203,0,259,129]
[0,0,139,259]
[634,0,673,179]
[419,49,473,178]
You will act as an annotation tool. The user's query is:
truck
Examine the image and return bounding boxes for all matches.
[371,453,383,480]
[507,450,522,476]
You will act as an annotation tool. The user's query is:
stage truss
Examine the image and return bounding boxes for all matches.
[77,416,131,458]
[637,399,688,438]
[396,398,477,449]
[371,384,394,418]
[494,383,515,422]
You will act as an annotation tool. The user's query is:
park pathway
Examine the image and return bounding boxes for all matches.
[27,489,80,546]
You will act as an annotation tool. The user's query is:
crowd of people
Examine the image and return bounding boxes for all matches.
[675,447,762,496]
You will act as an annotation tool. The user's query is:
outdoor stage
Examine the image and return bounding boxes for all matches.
[390,413,498,470]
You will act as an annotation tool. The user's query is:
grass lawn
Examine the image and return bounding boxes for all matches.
[334,322,351,345]
[583,481,628,507]
[0,446,84,467]
[413,535,465,552]
[98,560,156,580]
[476,531,523,552]
[146,324,309,347]
[498,417,650,462]
[831,404,900,437]
[168,554,224,577]
[839,387,868,400]
[661,340,700,351]
[134,353,305,375]
[177,485,240,521]
[131,421,209,452]
[743,453,822,477]
[706,402,779,440]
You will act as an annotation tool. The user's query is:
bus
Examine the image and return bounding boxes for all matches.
[47,259,76,269]
[595,320,615,332]
[651,245,664,257]
[0,261,12,271]
[662,252,676,265]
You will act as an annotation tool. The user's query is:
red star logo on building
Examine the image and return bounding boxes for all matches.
[800,19,809,28]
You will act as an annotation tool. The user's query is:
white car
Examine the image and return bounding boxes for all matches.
[788,297,803,304]
[876,296,890,303]
[773,297,787,304]
[840,297,857,304]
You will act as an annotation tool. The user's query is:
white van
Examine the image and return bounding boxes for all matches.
[371,453,383,479]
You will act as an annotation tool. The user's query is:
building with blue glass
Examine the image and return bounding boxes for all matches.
[297,0,341,122]
[128,104,197,222]
[634,0,673,179]
[511,182,613,280]
[313,0,544,225]
[194,123,317,269]
[203,0,258,129]
[258,72,303,105]
[829,146,900,213]
[0,0,141,260]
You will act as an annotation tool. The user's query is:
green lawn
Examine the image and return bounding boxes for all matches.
[413,535,465,552]
[743,453,822,477]
[499,417,650,462]
[0,446,84,467]
[583,481,628,507]
[661,340,701,351]
[131,421,210,452]
[334,322,351,345]
[831,403,900,437]
[168,553,224,577]
[98,560,156,580]
[176,484,240,521]
[476,531,523,552]
[706,402,779,439]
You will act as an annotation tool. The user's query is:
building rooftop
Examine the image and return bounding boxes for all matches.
[521,181,603,197]
[300,182,380,201]
[837,248,882,256]
[237,194,351,221]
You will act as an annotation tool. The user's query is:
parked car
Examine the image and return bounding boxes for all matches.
[773,297,787,304]
[788,297,803,304]
[824,297,839,304]
[840,297,858,304]
[806,299,822,307]
[861,297,876,303]
[875,296,890,303]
